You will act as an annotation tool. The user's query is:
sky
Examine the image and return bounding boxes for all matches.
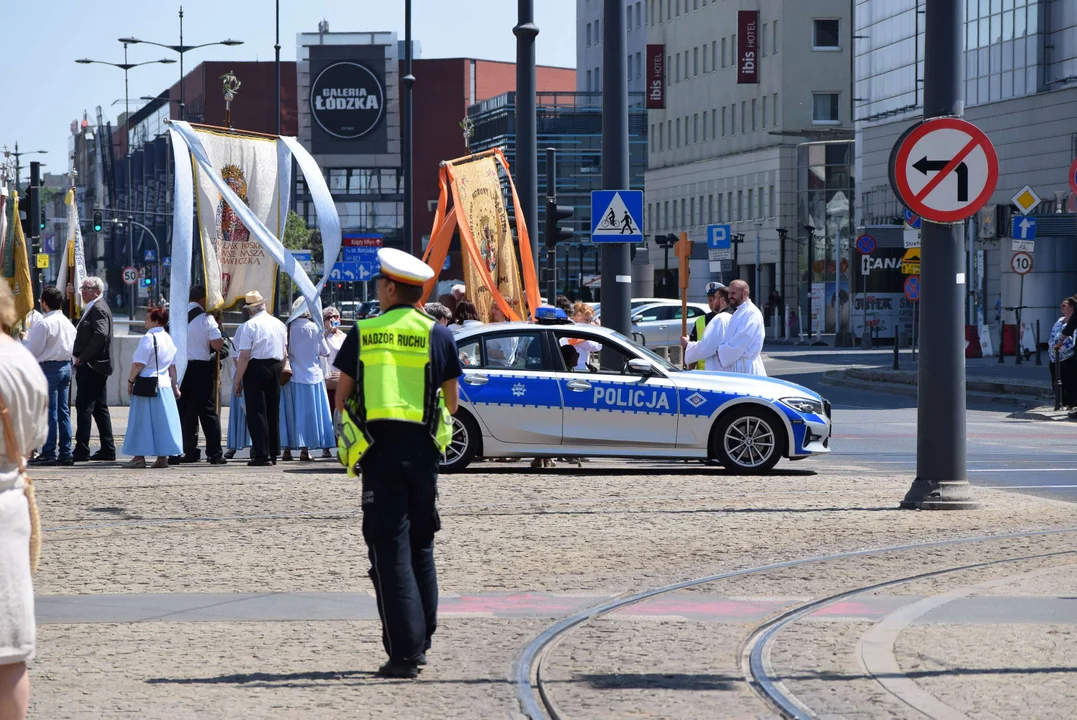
[0,0,577,179]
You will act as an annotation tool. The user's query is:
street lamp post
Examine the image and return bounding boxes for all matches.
[76,47,175,319]
[2,144,48,189]
[119,7,243,122]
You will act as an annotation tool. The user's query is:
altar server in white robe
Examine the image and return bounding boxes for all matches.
[681,285,735,371]
[717,280,767,376]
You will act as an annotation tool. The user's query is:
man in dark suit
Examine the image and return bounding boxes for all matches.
[72,276,116,461]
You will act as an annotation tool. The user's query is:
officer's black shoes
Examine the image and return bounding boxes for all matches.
[377,661,419,679]
[247,459,273,467]
[416,653,427,666]
[208,455,228,465]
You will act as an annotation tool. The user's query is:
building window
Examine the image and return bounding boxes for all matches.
[676,0,680,16]
[812,92,840,123]
[627,5,632,30]
[711,109,716,139]
[627,54,633,81]
[773,20,778,53]
[676,117,681,146]
[651,123,656,152]
[741,102,746,133]
[675,53,680,82]
[636,52,642,78]
[702,112,707,141]
[694,47,699,76]
[773,93,779,126]
[727,192,733,222]
[721,37,727,67]
[651,0,655,26]
[711,41,717,71]
[703,46,709,73]
[664,201,669,229]
[721,106,727,136]
[751,99,757,130]
[586,22,592,46]
[762,23,767,56]
[636,1,642,28]
[693,113,698,143]
[666,120,671,148]
[665,55,670,83]
[757,186,763,218]
[813,19,840,50]
[708,194,714,223]
[718,194,724,222]
[656,0,661,24]
[595,18,600,41]
[690,197,695,226]
[595,67,601,91]
[747,189,753,220]
[737,190,743,221]
[586,69,592,91]
[329,169,348,192]
[730,105,735,134]
[732,33,736,62]
[680,198,686,226]
[769,186,776,218]
[762,95,768,128]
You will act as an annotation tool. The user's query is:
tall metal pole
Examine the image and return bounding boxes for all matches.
[403,0,415,255]
[28,162,41,302]
[754,224,761,299]
[275,0,281,135]
[599,0,631,339]
[514,0,539,272]
[124,43,135,319]
[179,7,185,122]
[901,0,975,509]
[806,229,814,339]
[544,147,557,303]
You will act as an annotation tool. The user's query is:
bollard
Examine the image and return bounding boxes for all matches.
[998,320,1005,364]
[1035,320,1042,366]
[893,328,900,370]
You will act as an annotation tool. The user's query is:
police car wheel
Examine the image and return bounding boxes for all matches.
[440,411,479,473]
[712,407,785,474]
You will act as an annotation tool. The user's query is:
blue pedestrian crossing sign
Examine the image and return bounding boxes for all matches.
[144,249,156,262]
[1012,215,1036,240]
[591,190,643,243]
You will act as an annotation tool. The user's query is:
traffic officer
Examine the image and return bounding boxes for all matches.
[333,248,460,679]
[173,285,226,464]
[688,282,726,369]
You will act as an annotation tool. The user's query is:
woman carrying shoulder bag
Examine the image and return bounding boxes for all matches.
[0,281,48,720]
[122,307,183,468]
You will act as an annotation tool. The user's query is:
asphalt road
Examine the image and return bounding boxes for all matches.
[767,349,1077,504]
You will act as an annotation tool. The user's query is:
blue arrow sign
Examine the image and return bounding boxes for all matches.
[706,224,731,249]
[330,258,380,283]
[1012,215,1037,240]
[591,190,644,243]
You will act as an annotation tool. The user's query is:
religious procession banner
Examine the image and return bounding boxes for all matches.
[168,120,341,383]
[6,192,34,324]
[187,126,290,312]
[0,188,9,276]
[422,148,540,321]
[55,189,87,316]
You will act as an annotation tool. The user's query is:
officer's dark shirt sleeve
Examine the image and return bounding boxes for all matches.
[333,325,361,379]
[430,323,463,386]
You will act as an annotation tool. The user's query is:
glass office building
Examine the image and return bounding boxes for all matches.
[467,91,647,299]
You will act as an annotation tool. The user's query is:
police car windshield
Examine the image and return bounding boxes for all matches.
[605,330,681,372]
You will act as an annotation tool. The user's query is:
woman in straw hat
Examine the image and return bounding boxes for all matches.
[279,297,335,461]
[0,280,48,718]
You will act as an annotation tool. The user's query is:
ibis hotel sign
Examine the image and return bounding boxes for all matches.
[737,11,759,84]
[646,44,665,109]
[309,45,389,154]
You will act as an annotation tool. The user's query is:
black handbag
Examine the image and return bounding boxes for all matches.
[131,335,160,398]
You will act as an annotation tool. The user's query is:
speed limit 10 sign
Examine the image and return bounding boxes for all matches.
[122,266,138,286]
[1010,252,1033,275]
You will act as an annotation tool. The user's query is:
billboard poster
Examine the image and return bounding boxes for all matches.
[309,45,389,155]
[737,11,760,84]
[646,44,665,109]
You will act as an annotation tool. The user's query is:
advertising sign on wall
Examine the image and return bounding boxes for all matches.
[309,45,388,154]
[646,44,665,109]
[737,11,759,84]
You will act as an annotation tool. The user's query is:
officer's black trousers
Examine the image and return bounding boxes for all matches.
[360,425,440,664]
[180,359,222,459]
[244,358,281,461]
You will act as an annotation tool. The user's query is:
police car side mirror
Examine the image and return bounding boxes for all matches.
[631,314,644,323]
[627,358,655,377]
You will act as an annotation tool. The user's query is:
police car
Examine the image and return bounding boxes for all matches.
[440,308,831,473]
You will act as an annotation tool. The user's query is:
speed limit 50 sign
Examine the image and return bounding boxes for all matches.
[122,266,138,286]
[1010,252,1033,275]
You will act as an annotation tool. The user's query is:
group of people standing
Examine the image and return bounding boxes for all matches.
[681,279,767,375]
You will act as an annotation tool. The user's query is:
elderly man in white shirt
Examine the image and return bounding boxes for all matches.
[174,285,226,465]
[716,280,767,375]
[233,290,288,466]
[26,286,76,466]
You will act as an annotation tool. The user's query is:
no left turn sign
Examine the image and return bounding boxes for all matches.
[891,117,999,224]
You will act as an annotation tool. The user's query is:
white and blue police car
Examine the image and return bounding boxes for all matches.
[440,307,831,473]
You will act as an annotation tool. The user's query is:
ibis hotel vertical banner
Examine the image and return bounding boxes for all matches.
[646,44,665,109]
[309,45,388,154]
[737,11,759,84]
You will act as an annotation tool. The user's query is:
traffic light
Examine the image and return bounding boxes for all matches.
[544,199,574,249]
[93,211,103,233]
[654,234,678,249]
[142,277,153,287]
[39,210,46,231]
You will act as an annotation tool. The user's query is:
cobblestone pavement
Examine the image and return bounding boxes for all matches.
[27,459,1077,718]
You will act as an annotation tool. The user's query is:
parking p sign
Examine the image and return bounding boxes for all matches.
[706,224,732,260]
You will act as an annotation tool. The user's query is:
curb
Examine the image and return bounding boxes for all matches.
[842,367,1052,398]
[821,369,1049,410]
[1007,407,1076,422]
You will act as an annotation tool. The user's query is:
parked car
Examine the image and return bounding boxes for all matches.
[630,302,710,348]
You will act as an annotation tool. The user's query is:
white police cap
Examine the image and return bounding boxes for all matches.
[374,247,435,287]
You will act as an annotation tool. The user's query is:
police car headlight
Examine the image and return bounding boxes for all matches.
[780,397,824,415]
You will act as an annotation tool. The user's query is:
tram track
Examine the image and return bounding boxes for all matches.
[514,527,1077,720]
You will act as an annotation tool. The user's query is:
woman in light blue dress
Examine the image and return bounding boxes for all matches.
[122,308,183,468]
[279,298,335,461]
[224,318,251,458]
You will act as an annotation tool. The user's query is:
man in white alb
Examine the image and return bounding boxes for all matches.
[233,290,287,466]
[716,280,767,375]
[26,286,76,466]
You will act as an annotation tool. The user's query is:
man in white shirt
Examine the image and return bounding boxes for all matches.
[717,280,767,375]
[175,285,226,465]
[681,285,735,372]
[27,286,77,466]
[233,290,288,466]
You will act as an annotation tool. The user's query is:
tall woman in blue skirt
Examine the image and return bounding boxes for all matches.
[122,307,183,468]
[224,317,251,459]
[279,298,335,461]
